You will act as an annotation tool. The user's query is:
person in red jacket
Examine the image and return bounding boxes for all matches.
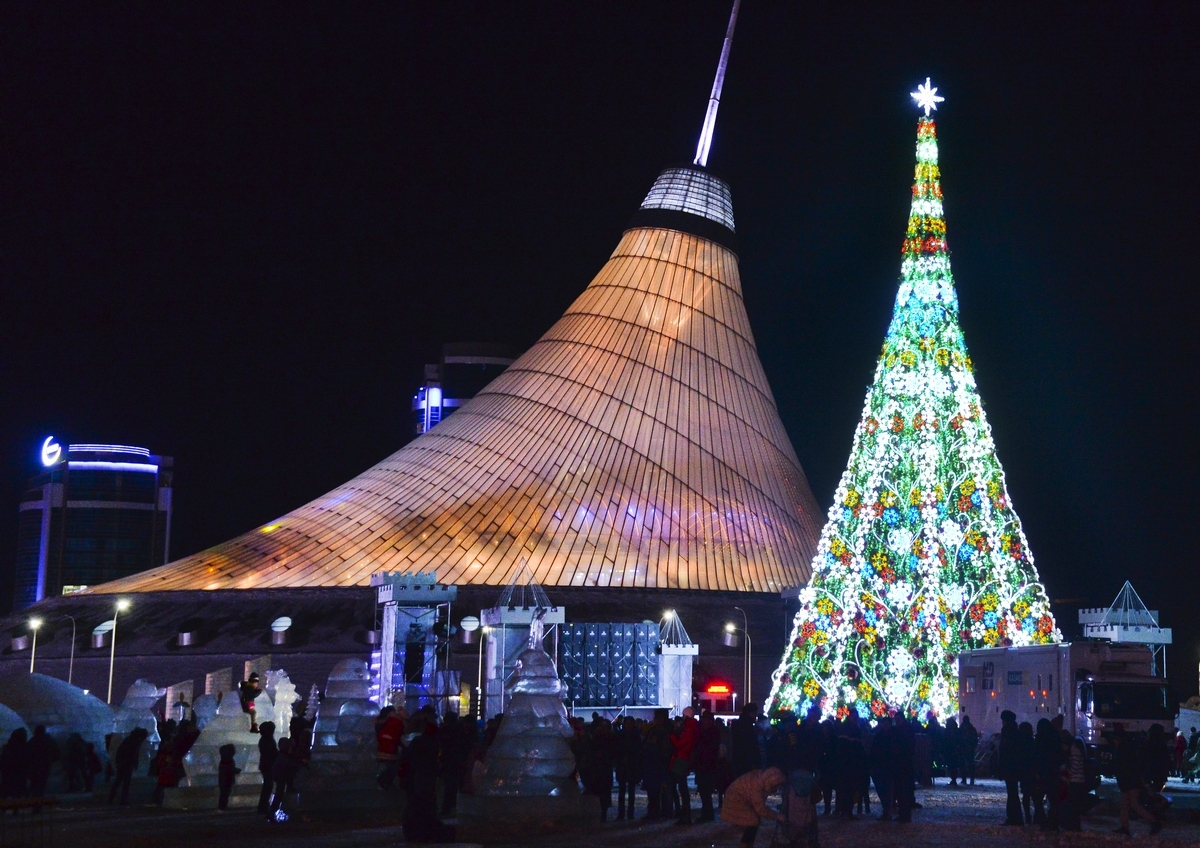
[670,707,699,824]
[375,706,406,789]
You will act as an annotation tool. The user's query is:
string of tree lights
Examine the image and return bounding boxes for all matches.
[768,84,1060,722]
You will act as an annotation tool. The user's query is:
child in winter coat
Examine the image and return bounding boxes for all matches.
[217,744,241,810]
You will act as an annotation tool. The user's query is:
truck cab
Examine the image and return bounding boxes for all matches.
[1076,673,1173,771]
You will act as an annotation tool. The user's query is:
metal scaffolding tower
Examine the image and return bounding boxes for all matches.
[1078,581,1172,676]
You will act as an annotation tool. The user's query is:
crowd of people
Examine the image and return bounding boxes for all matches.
[0,705,315,819]
[0,725,90,808]
[374,703,473,842]
[559,704,977,829]
[1175,726,1200,781]
[368,702,978,847]
[0,688,1187,844]
[993,710,1178,837]
[381,702,1176,846]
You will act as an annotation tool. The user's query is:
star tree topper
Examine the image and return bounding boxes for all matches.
[911,77,945,116]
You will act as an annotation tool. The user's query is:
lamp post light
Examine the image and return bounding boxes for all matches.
[62,614,77,685]
[459,616,485,720]
[28,618,42,674]
[477,626,489,721]
[723,607,753,705]
[107,599,130,705]
[734,606,751,704]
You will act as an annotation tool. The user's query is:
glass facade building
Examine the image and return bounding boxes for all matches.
[13,442,173,608]
[412,343,515,436]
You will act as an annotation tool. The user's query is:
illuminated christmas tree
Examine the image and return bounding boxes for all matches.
[768,81,1060,722]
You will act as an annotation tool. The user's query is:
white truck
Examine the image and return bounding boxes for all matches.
[958,641,1173,774]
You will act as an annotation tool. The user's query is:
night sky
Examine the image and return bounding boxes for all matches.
[2,4,1198,697]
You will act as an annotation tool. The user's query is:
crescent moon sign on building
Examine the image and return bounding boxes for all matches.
[41,437,62,467]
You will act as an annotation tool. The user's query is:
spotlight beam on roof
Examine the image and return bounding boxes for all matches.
[693,0,742,168]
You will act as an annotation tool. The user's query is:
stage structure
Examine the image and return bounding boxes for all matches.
[659,610,699,715]
[1078,581,1172,677]
[371,570,458,712]
[480,580,565,718]
[559,621,661,711]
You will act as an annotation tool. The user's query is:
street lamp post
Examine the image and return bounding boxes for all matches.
[724,607,753,706]
[107,599,130,705]
[734,606,751,703]
[29,618,42,674]
[459,616,486,721]
[477,626,488,721]
[61,614,77,685]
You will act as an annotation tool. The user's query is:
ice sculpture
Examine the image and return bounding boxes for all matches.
[312,659,376,749]
[182,685,260,787]
[112,679,165,745]
[0,673,114,756]
[297,661,379,801]
[476,611,577,795]
[304,683,320,723]
[0,704,28,740]
[264,670,298,731]
[191,694,218,731]
[252,689,272,730]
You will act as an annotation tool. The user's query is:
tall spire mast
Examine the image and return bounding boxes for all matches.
[692,0,742,168]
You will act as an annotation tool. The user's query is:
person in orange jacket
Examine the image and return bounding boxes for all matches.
[721,766,787,848]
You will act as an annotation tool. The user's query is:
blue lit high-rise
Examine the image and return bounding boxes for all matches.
[13,439,174,608]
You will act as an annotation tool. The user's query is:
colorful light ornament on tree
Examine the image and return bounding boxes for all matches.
[768,83,1060,722]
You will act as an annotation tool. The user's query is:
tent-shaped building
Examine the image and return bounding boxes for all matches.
[7,4,822,710]
[12,164,823,712]
[90,166,821,597]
